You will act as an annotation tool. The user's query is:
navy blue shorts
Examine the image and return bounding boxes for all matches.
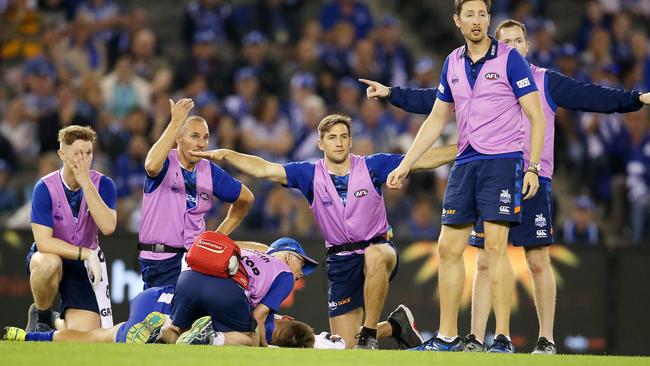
[138,253,184,289]
[171,270,256,333]
[470,178,554,248]
[115,285,175,342]
[26,244,99,318]
[442,158,523,225]
[326,242,398,317]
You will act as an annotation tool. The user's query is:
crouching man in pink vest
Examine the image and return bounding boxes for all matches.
[27,126,117,333]
[191,114,450,349]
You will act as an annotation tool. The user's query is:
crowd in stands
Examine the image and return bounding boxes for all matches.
[0,0,649,247]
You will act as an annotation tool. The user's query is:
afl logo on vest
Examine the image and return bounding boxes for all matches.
[485,72,500,80]
[354,189,369,198]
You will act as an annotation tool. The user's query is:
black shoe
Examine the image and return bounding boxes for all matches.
[26,304,57,332]
[461,334,487,352]
[532,337,556,354]
[354,333,379,350]
[487,334,514,353]
[388,304,424,349]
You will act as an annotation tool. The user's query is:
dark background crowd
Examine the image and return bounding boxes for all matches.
[0,0,649,247]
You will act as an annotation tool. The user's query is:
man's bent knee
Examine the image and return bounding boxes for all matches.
[30,252,63,278]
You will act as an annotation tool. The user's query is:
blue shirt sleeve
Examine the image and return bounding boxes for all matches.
[30,180,53,227]
[210,163,242,203]
[388,86,437,115]
[260,272,294,312]
[506,49,538,99]
[365,154,404,184]
[545,69,643,113]
[283,161,316,205]
[144,158,169,194]
[98,176,117,210]
[436,56,454,103]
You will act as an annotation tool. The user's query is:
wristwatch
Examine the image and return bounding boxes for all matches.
[527,161,541,174]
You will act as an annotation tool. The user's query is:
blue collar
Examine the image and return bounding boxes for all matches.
[459,36,499,62]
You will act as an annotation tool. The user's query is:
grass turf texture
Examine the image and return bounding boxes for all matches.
[1,343,648,366]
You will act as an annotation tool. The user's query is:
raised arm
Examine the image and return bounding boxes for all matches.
[359,78,437,115]
[519,91,546,199]
[547,70,650,113]
[410,144,457,171]
[145,98,194,177]
[190,149,288,185]
[386,99,454,189]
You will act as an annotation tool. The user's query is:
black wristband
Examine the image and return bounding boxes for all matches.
[77,246,83,261]
[526,167,539,175]
[386,87,392,99]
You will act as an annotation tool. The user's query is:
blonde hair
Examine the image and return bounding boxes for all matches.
[57,125,97,146]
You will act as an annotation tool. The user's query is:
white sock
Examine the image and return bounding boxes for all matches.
[211,331,225,346]
[437,334,458,343]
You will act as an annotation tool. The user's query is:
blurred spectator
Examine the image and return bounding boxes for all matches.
[174,30,228,95]
[353,99,394,152]
[319,0,373,39]
[0,160,18,217]
[75,0,121,43]
[240,94,294,163]
[581,27,616,75]
[130,29,169,85]
[321,21,355,78]
[285,71,317,130]
[36,83,94,155]
[529,21,558,70]
[249,0,301,45]
[6,151,60,229]
[561,195,602,245]
[610,12,633,65]
[38,0,76,24]
[113,133,149,227]
[333,77,361,117]
[0,133,18,171]
[100,54,151,119]
[400,197,440,240]
[233,30,281,94]
[215,114,239,151]
[375,16,412,86]
[576,0,609,51]
[59,17,108,78]
[0,98,38,159]
[629,30,650,91]
[223,67,259,119]
[182,0,232,48]
[350,38,382,82]
[292,94,327,162]
[1,0,42,63]
[22,58,58,121]
[106,7,148,66]
[409,57,437,88]
[625,108,650,244]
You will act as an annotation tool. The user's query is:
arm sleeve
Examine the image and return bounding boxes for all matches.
[210,163,243,203]
[388,87,437,115]
[98,176,117,210]
[283,161,316,204]
[144,158,169,194]
[30,181,53,227]
[507,49,538,98]
[259,272,294,312]
[546,70,644,113]
[436,56,454,103]
[365,154,405,184]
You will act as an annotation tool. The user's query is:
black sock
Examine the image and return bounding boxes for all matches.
[37,308,52,326]
[387,317,402,338]
[360,326,377,339]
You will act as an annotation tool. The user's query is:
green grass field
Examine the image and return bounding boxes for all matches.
[1,343,648,366]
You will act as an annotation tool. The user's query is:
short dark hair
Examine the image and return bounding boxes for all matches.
[317,114,352,139]
[58,125,97,146]
[455,0,492,15]
[271,320,315,348]
[495,19,528,41]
